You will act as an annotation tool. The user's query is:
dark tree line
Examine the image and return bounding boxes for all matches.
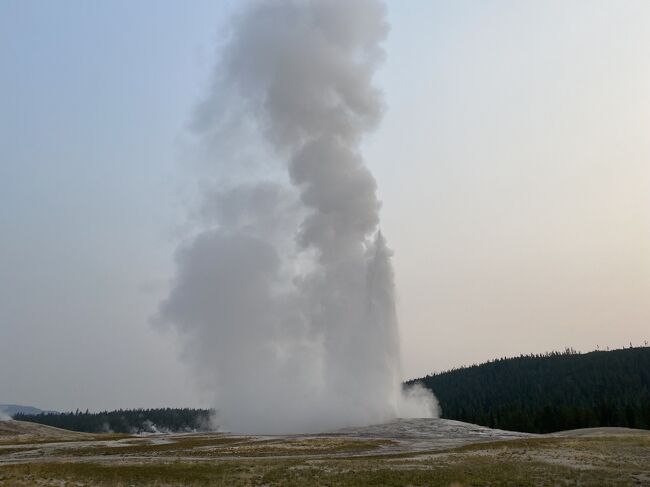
[407,346,650,433]
[13,408,213,434]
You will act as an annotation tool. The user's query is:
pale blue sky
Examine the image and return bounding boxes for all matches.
[1,1,649,411]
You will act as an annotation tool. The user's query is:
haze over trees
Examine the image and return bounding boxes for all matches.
[12,408,212,434]
[409,346,650,433]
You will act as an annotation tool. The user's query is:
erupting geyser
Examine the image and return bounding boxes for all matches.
[157,0,438,433]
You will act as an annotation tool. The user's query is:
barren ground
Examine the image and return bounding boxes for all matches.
[1,419,648,485]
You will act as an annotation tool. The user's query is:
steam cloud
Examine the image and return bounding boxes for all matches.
[157,0,438,433]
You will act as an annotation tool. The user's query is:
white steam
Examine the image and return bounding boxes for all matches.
[157,0,437,433]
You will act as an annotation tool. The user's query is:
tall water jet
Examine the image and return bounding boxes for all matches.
[157,0,438,434]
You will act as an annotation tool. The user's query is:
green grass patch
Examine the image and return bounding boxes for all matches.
[0,460,272,486]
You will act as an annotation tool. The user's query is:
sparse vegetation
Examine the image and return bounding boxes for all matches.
[1,435,648,486]
[24,435,392,459]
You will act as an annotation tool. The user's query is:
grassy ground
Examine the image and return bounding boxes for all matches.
[1,434,648,486]
[45,436,394,458]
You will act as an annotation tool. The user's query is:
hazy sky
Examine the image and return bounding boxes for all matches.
[1,0,649,412]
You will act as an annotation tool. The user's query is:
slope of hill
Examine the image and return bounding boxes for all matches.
[408,346,650,433]
[0,420,91,442]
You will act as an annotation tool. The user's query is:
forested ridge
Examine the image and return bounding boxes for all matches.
[408,346,650,433]
[12,347,650,434]
[12,408,212,434]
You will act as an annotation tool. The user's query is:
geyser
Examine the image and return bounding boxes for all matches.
[157,0,438,433]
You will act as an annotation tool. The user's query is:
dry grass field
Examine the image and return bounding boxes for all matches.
[1,419,648,486]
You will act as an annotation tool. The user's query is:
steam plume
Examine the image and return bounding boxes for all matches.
[157,0,438,433]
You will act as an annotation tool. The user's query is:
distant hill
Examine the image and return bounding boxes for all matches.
[0,404,57,417]
[407,346,650,433]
